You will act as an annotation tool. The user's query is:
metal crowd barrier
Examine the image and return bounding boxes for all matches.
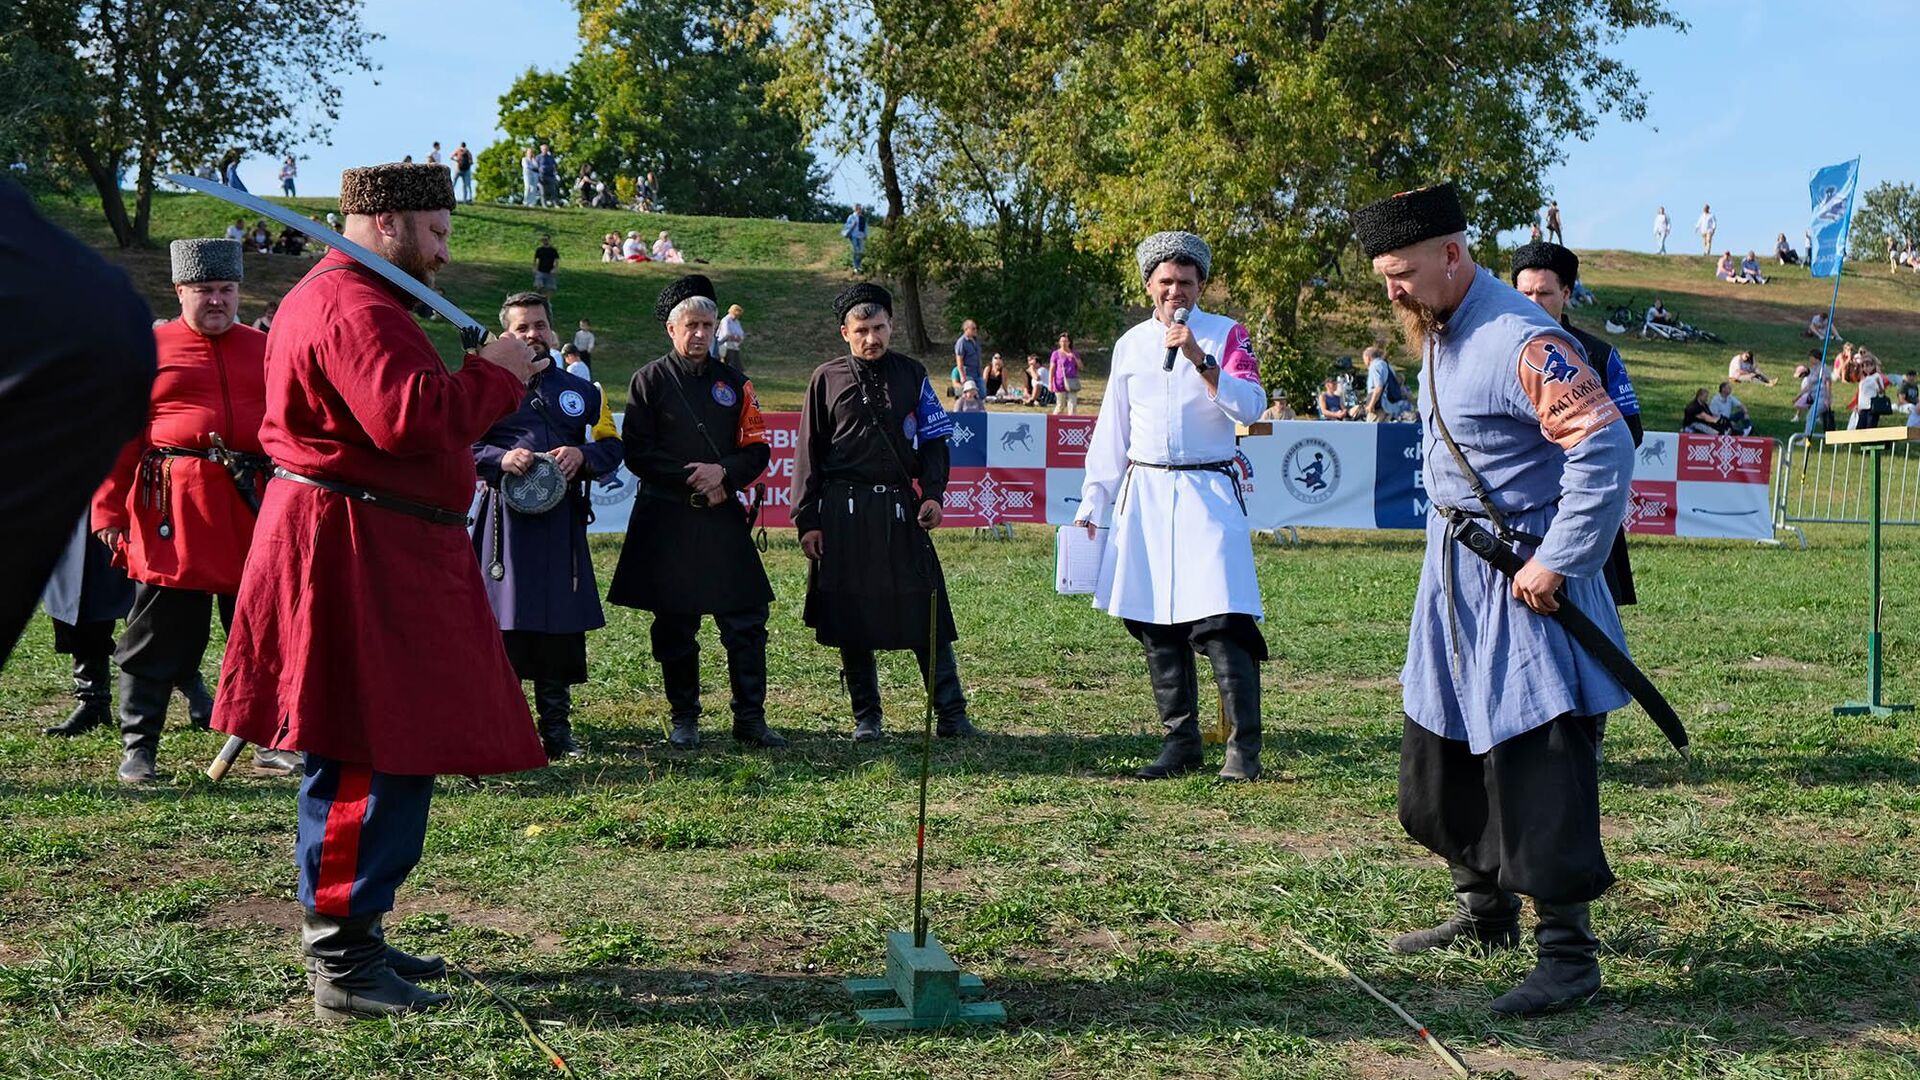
[1774,430,1920,545]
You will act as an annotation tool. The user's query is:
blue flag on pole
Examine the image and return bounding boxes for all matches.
[1807,158,1859,278]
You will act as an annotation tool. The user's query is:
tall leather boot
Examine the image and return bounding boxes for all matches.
[661,652,702,749]
[926,643,979,738]
[116,673,171,783]
[1201,637,1260,781]
[1135,634,1203,780]
[304,912,450,1020]
[534,679,583,758]
[44,654,111,736]
[841,650,885,742]
[1391,862,1523,953]
[725,636,787,748]
[371,915,447,982]
[177,671,215,730]
[1490,901,1602,1015]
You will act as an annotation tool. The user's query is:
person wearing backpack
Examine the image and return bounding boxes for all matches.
[450,141,474,204]
[1364,346,1410,420]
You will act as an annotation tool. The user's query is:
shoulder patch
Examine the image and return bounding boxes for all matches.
[710,381,738,407]
[1517,335,1620,450]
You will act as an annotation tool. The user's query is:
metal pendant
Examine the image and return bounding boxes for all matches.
[158,523,172,539]
[489,562,505,581]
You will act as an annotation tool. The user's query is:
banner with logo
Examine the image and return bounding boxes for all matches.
[1807,157,1859,279]
[582,415,1773,542]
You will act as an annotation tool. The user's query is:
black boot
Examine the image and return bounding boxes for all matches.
[726,634,787,748]
[1201,637,1260,781]
[534,680,583,758]
[1490,902,1602,1015]
[662,652,702,749]
[1135,633,1203,780]
[1391,863,1523,954]
[927,643,980,738]
[304,912,450,1020]
[177,671,214,730]
[842,650,885,742]
[371,916,448,982]
[44,654,111,737]
[116,673,170,783]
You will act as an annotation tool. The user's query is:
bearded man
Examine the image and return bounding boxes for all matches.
[1357,184,1634,1016]
[212,163,546,1020]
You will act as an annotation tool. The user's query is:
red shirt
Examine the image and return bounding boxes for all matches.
[93,319,267,593]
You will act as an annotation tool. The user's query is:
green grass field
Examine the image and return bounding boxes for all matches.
[2,195,1918,1078]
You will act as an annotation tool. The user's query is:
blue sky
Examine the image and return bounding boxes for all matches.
[245,0,1914,257]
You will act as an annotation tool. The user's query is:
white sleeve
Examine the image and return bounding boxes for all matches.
[1077,354,1131,525]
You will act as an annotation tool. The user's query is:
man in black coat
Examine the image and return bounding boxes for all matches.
[606,275,787,749]
[0,180,156,667]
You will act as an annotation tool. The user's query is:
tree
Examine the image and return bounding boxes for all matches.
[483,0,828,220]
[998,0,1682,400]
[9,1,376,248]
[1850,181,1920,263]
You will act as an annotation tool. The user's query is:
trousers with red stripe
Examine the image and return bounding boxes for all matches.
[297,756,433,916]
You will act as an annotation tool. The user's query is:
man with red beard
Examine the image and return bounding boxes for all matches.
[1356,184,1633,1016]
[212,163,544,1020]
[91,239,294,782]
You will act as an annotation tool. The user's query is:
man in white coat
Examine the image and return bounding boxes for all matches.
[1073,231,1270,781]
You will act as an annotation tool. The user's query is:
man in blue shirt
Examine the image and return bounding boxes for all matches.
[842,204,869,272]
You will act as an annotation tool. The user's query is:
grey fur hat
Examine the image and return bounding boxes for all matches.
[170,238,244,284]
[1135,230,1212,283]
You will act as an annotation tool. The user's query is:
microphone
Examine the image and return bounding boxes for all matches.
[1164,306,1189,371]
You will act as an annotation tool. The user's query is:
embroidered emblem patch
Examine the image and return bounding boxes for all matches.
[557,389,586,417]
[903,414,918,441]
[710,381,738,407]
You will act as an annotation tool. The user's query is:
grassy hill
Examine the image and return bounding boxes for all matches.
[38,193,1920,431]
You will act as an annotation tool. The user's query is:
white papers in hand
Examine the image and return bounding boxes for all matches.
[1055,525,1104,595]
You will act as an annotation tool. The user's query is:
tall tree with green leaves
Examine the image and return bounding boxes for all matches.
[484,0,828,220]
[995,0,1682,398]
[1850,181,1920,263]
[7,1,375,247]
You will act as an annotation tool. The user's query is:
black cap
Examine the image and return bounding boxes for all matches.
[1510,241,1579,289]
[653,274,716,324]
[832,281,894,324]
[1352,183,1469,259]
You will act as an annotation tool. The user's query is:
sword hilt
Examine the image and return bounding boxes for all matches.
[460,324,489,352]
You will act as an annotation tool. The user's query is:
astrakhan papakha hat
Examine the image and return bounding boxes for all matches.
[1352,183,1468,259]
[654,273,717,324]
[1134,231,1212,283]
[338,162,456,216]
[170,238,244,284]
[832,281,893,323]
[1510,241,1580,290]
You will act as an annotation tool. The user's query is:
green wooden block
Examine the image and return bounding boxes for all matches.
[885,930,960,1018]
[854,1001,1008,1029]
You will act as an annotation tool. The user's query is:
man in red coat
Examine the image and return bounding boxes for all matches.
[92,238,294,782]
[212,163,544,1020]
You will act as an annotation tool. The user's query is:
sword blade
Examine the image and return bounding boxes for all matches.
[162,174,487,345]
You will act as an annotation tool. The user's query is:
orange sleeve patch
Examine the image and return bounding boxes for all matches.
[1516,335,1620,450]
[736,379,768,447]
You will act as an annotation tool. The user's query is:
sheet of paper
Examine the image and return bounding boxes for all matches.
[1055,525,1105,595]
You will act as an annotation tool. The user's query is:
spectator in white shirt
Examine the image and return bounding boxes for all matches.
[561,344,589,381]
[1708,381,1751,435]
[224,217,246,243]
[1696,204,1717,254]
[572,318,596,368]
[1804,311,1832,339]
[1653,206,1671,253]
[1852,360,1889,430]
[652,230,683,263]
[716,304,746,371]
[1727,350,1776,386]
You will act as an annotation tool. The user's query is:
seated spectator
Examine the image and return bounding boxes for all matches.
[622,231,649,261]
[251,299,278,333]
[273,225,306,256]
[1364,346,1411,420]
[1260,388,1295,421]
[1727,350,1776,386]
[1897,370,1919,415]
[1570,278,1596,306]
[1775,232,1800,265]
[601,232,622,262]
[1683,387,1729,434]
[1792,362,1818,424]
[652,230,684,263]
[949,361,964,399]
[1741,251,1768,284]
[1708,381,1752,435]
[983,354,1007,401]
[248,220,273,253]
[1715,252,1738,282]
[1647,298,1676,325]
[225,217,246,243]
[1315,377,1349,420]
[1020,354,1056,407]
[954,380,986,413]
[1804,311,1831,339]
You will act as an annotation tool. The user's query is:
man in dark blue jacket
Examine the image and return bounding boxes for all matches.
[473,292,625,758]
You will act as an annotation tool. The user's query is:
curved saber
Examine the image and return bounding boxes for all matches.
[162,173,489,349]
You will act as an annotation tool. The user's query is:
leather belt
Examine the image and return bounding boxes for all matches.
[272,467,470,527]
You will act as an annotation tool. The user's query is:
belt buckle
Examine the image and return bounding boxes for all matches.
[871,484,892,494]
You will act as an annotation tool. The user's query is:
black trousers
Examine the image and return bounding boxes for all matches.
[649,606,768,723]
[115,583,233,683]
[503,630,588,685]
[1398,713,1614,906]
[51,618,116,658]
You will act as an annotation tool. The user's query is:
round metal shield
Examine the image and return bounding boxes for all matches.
[503,454,568,514]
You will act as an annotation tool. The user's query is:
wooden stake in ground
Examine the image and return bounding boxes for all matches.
[1286,930,1472,1078]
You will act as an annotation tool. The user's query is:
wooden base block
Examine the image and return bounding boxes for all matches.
[853,1001,1008,1029]
[845,930,1004,1028]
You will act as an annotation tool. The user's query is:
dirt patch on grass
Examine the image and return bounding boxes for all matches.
[201,897,302,932]
[398,889,565,953]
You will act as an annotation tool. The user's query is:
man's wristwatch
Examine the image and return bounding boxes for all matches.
[1196,352,1219,372]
